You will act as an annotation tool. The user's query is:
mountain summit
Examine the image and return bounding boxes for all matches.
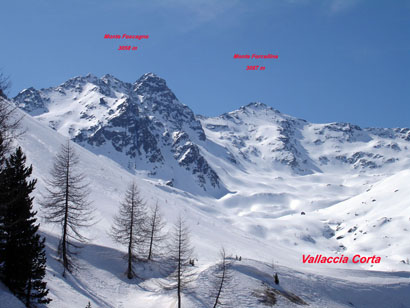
[14,73,410,196]
[9,74,410,307]
[14,73,224,196]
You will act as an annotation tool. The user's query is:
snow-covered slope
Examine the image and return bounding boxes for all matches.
[6,106,408,308]
[201,102,410,176]
[14,73,410,201]
[318,169,410,267]
[10,105,301,307]
[14,74,225,197]
[0,281,26,308]
[199,102,410,268]
[6,74,410,307]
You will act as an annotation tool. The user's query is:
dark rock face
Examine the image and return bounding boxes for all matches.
[201,102,410,176]
[13,73,223,195]
[205,103,321,175]
[14,87,49,115]
[13,72,410,194]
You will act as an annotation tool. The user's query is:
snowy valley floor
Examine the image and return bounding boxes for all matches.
[22,232,410,308]
[1,109,410,307]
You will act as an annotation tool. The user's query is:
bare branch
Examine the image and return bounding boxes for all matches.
[0,97,24,158]
[146,202,167,261]
[161,215,195,308]
[109,182,148,279]
[40,140,94,275]
[212,248,233,308]
[0,72,10,98]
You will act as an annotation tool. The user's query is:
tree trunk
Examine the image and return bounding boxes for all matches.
[213,264,225,308]
[25,273,32,307]
[177,225,182,308]
[147,213,156,260]
[62,157,70,276]
[127,193,135,279]
[127,238,132,279]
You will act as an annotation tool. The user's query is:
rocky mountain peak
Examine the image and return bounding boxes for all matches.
[61,74,98,87]
[15,72,410,196]
[133,73,176,100]
[14,87,48,115]
[242,102,269,110]
[135,72,164,84]
[13,73,224,196]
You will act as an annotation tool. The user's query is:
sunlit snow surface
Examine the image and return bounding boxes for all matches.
[2,102,409,307]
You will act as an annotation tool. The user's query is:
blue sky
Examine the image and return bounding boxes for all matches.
[1,0,409,127]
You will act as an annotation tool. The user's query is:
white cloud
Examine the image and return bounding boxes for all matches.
[154,0,239,25]
[283,0,362,14]
[328,0,361,13]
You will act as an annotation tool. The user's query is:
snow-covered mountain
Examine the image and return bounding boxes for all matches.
[201,101,410,176]
[14,73,410,198]
[14,73,225,196]
[7,74,410,307]
[13,73,410,255]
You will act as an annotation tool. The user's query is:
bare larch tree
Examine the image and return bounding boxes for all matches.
[212,248,233,308]
[146,202,166,261]
[165,216,195,308]
[40,140,93,276]
[0,71,11,98]
[0,74,23,159]
[110,182,147,279]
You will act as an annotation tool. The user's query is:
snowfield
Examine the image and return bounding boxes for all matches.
[2,81,410,307]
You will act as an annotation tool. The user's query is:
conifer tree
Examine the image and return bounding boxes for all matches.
[274,273,279,285]
[0,135,7,265]
[110,182,147,279]
[0,71,10,98]
[0,93,22,262]
[146,202,166,261]
[25,235,51,307]
[40,140,94,276]
[0,147,51,306]
[164,216,195,308]
[0,92,23,156]
[212,248,232,308]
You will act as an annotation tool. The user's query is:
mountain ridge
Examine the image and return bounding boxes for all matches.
[3,76,410,307]
[13,73,410,195]
[14,73,225,196]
